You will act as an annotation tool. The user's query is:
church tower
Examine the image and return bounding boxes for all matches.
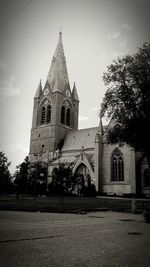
[29,32,79,161]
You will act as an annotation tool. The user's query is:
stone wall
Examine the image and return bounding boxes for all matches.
[102,143,136,195]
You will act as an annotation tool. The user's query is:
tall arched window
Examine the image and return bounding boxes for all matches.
[41,106,46,124]
[111,148,124,181]
[66,108,71,126]
[61,106,65,124]
[46,104,51,123]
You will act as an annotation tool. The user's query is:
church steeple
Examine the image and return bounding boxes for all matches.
[72,82,79,102]
[30,32,79,158]
[46,32,70,93]
[34,79,42,98]
[98,117,103,136]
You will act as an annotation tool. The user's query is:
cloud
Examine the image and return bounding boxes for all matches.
[107,31,127,49]
[0,59,20,102]
[101,51,107,59]
[119,39,127,48]
[121,22,132,30]
[112,49,129,58]
[0,142,29,174]
[79,115,89,121]
[0,59,7,69]
[0,76,20,102]
[112,51,122,58]
[2,143,29,154]
[90,107,99,112]
[107,31,121,40]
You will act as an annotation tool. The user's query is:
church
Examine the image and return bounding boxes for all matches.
[29,32,150,197]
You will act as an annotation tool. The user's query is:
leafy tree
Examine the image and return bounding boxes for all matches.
[14,156,30,197]
[50,163,75,196]
[14,156,47,197]
[50,163,96,196]
[100,43,150,167]
[0,151,12,194]
[28,161,47,196]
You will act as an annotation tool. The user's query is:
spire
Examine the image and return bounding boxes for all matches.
[95,117,103,143]
[98,117,103,135]
[34,79,42,98]
[46,32,70,93]
[72,82,79,102]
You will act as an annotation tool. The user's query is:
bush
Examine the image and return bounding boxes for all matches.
[82,184,96,197]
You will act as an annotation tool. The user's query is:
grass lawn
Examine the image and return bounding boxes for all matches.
[0,195,150,213]
[0,195,133,213]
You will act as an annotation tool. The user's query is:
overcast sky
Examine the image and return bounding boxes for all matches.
[0,0,150,173]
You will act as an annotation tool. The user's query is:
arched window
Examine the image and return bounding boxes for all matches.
[87,174,91,187]
[111,148,124,181]
[41,106,46,124]
[46,104,51,123]
[61,106,65,124]
[66,108,71,126]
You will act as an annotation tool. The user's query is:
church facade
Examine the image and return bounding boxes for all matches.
[29,33,150,196]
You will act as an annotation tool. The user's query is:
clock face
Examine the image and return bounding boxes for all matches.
[65,100,70,107]
[65,90,71,97]
[44,99,49,105]
[44,88,49,95]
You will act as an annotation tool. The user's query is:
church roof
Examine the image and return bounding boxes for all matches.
[61,127,99,152]
[46,32,70,93]
[51,156,77,166]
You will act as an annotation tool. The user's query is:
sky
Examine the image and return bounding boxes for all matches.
[0,0,150,174]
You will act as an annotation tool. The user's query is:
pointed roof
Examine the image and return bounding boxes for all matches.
[98,117,103,135]
[46,32,70,93]
[72,82,79,102]
[34,79,42,98]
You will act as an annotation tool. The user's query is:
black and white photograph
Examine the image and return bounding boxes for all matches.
[0,0,150,266]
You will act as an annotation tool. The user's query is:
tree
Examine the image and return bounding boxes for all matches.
[50,163,75,196]
[28,161,47,196]
[100,43,150,167]
[14,156,47,197]
[14,156,30,197]
[0,151,12,194]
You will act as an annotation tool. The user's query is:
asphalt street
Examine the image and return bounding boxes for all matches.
[0,210,150,267]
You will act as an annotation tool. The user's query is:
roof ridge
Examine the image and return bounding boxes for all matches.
[65,126,99,136]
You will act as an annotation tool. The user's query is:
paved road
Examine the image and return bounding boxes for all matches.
[0,210,150,267]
